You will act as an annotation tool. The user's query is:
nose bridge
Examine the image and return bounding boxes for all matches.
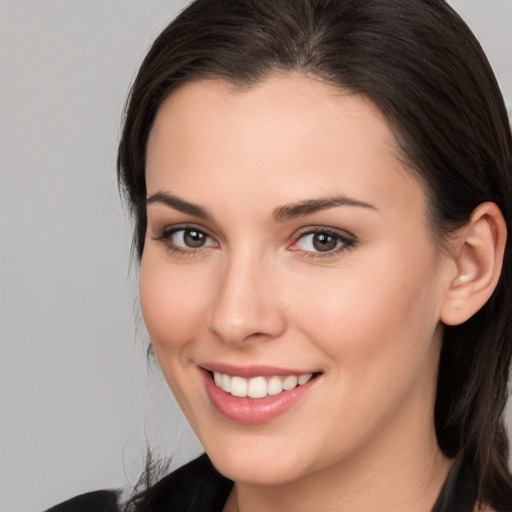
[208,246,285,345]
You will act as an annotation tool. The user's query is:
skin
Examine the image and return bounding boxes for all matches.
[140,75,461,511]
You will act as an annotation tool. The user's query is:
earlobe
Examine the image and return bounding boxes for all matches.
[440,202,507,326]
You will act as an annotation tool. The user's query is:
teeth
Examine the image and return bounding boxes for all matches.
[211,371,313,398]
[298,374,312,385]
[221,373,231,393]
[282,375,298,390]
[247,376,267,398]
[267,376,283,396]
[231,376,247,397]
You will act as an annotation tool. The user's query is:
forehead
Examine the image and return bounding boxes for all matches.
[146,75,426,225]
[149,75,398,157]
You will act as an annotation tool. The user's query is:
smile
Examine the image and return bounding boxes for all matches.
[200,366,321,424]
[212,371,313,398]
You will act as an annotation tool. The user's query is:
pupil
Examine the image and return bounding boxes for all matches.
[313,233,337,252]
[184,230,205,248]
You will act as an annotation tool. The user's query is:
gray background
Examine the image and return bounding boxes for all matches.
[0,1,511,511]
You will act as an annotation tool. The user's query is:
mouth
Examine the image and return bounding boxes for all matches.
[211,370,315,398]
[199,365,322,424]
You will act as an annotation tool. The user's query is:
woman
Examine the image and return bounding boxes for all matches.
[48,0,512,510]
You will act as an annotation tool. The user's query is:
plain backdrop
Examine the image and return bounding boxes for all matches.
[0,1,511,511]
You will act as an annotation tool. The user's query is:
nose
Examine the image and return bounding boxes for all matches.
[207,251,286,346]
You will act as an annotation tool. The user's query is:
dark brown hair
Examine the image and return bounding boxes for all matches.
[118,0,512,507]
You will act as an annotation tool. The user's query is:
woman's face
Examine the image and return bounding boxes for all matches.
[140,76,453,485]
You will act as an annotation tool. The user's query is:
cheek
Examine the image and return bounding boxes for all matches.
[290,245,442,373]
[139,253,211,357]
[287,249,443,454]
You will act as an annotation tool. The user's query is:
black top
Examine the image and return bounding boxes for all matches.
[46,452,478,512]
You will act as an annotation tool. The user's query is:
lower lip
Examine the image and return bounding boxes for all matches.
[200,369,318,425]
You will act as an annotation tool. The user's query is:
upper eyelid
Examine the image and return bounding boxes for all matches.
[152,223,214,239]
[151,223,356,250]
[147,213,226,240]
[292,225,356,240]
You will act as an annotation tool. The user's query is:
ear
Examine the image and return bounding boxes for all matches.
[441,202,507,326]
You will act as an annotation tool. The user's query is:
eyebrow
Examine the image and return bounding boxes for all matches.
[272,196,377,223]
[146,192,212,220]
[146,191,376,223]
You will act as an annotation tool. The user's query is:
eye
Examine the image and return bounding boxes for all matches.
[154,226,217,253]
[171,228,212,248]
[290,229,355,256]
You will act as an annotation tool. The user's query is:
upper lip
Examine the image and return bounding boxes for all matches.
[199,362,320,378]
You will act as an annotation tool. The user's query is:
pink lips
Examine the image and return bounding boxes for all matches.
[201,362,316,378]
[199,364,319,425]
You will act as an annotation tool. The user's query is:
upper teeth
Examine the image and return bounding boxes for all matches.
[213,371,313,398]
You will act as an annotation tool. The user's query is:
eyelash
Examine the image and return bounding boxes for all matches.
[290,228,356,259]
[153,225,217,257]
[153,225,356,259]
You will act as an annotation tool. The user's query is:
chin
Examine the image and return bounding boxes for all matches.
[213,457,302,486]
[203,436,314,486]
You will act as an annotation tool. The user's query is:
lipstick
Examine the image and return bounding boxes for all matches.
[199,365,319,424]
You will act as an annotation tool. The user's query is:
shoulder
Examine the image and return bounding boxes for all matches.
[131,453,233,512]
[44,489,121,512]
[43,454,232,512]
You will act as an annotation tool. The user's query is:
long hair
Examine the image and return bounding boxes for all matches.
[118,0,512,507]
